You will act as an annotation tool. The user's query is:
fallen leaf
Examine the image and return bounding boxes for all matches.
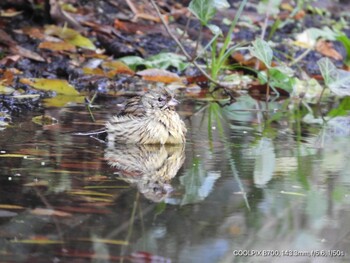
[10,45,45,62]
[186,74,209,84]
[0,55,21,65]
[39,41,76,52]
[31,208,72,217]
[45,25,96,50]
[316,39,343,60]
[20,78,79,95]
[1,69,15,85]
[0,29,16,45]
[103,61,135,76]
[0,204,24,210]
[32,115,58,126]
[82,67,106,76]
[11,237,64,244]
[0,154,28,158]
[82,21,116,35]
[137,69,182,83]
[232,52,274,70]
[22,27,46,39]
[0,9,23,17]
[114,19,159,34]
[0,85,15,95]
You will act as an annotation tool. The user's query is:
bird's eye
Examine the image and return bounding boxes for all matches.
[158,97,164,102]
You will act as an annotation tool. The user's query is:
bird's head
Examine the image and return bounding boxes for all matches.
[142,87,179,110]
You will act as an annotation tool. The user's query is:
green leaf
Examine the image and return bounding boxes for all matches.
[145,53,188,71]
[118,56,145,70]
[207,24,222,36]
[318,58,350,96]
[268,68,295,93]
[189,0,217,26]
[327,97,350,117]
[20,78,79,95]
[336,34,350,65]
[317,57,337,86]
[249,38,273,68]
[257,0,282,16]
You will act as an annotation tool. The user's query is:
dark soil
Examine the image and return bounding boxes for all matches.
[0,0,349,118]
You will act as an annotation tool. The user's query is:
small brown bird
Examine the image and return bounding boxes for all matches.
[106,87,187,145]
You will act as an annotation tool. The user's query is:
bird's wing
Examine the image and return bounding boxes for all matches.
[119,96,147,117]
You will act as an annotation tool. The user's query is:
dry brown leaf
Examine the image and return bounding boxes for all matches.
[316,40,343,60]
[21,27,46,39]
[0,29,16,46]
[10,46,45,62]
[114,19,164,35]
[232,53,275,70]
[137,69,181,83]
[83,67,106,76]
[0,204,24,210]
[103,61,135,76]
[1,69,15,85]
[39,41,76,52]
[0,55,21,65]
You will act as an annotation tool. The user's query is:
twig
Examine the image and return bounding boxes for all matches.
[125,0,139,15]
[149,0,227,90]
[288,48,312,67]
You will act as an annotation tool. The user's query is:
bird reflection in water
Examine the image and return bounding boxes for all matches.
[105,144,185,202]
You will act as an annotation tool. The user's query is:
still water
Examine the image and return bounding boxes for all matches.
[0,94,350,262]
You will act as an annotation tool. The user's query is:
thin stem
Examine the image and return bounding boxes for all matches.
[194,23,203,58]
[149,0,224,88]
[289,48,312,67]
[218,0,248,61]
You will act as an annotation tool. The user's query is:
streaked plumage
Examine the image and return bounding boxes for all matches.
[106,88,187,145]
[105,144,185,202]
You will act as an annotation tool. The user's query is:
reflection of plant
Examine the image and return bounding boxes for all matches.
[207,102,225,145]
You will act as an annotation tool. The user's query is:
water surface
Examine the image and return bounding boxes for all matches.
[1,95,350,262]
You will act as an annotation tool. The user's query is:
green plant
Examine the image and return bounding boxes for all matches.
[249,38,295,96]
[188,0,248,82]
[318,57,350,97]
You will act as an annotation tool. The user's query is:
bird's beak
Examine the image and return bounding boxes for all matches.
[167,98,179,107]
